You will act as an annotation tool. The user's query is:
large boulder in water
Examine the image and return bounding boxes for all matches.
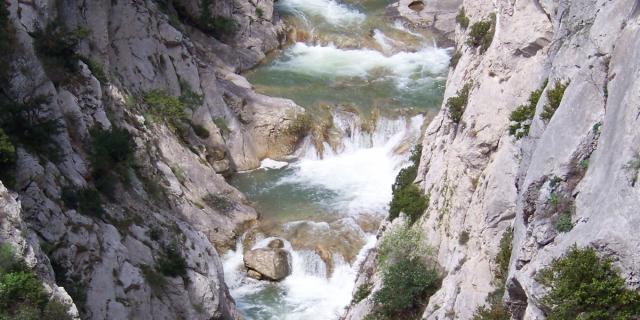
[244,245,292,281]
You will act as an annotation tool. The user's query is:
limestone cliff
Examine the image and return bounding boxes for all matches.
[346,0,640,319]
[0,0,305,318]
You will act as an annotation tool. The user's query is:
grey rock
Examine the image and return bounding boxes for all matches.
[244,247,292,281]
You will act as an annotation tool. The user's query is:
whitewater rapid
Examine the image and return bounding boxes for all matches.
[222,0,450,318]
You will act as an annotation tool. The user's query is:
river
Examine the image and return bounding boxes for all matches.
[222,0,451,319]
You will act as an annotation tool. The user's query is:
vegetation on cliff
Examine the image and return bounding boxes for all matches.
[539,246,640,319]
[446,83,472,124]
[540,80,569,122]
[371,223,441,319]
[509,80,547,139]
[389,145,428,224]
[0,244,72,320]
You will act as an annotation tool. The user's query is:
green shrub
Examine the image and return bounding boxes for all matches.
[0,1,10,47]
[89,126,134,196]
[456,7,470,29]
[555,213,573,233]
[61,186,105,217]
[446,83,471,124]
[495,229,512,283]
[199,0,236,38]
[191,123,210,139]
[141,264,167,296]
[450,50,462,69]
[540,80,569,122]
[202,193,233,212]
[472,299,510,320]
[389,145,426,224]
[31,21,90,83]
[378,223,429,269]
[0,95,63,162]
[256,7,264,18]
[538,246,640,319]
[80,57,108,83]
[352,283,372,304]
[0,128,16,185]
[388,185,428,224]
[144,90,186,123]
[178,81,204,109]
[472,228,513,319]
[157,244,188,278]
[0,244,72,320]
[509,81,546,139]
[213,117,230,137]
[373,256,440,319]
[459,231,470,245]
[466,14,496,53]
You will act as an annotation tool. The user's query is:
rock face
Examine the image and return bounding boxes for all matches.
[388,0,463,44]
[244,241,292,281]
[349,0,640,319]
[0,0,306,319]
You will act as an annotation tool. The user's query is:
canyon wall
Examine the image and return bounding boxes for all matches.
[347,0,640,319]
[0,0,305,318]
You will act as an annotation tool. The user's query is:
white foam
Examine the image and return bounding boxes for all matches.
[260,158,289,169]
[271,43,451,88]
[223,235,378,320]
[284,114,424,215]
[278,0,366,26]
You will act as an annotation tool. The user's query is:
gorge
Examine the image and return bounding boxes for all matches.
[0,0,639,320]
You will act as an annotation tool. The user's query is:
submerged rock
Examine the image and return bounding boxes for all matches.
[244,245,292,281]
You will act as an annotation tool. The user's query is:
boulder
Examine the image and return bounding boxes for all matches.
[244,247,292,281]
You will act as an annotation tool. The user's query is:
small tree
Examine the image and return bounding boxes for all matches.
[538,246,640,319]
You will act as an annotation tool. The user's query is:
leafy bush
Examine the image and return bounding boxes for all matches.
[144,90,186,123]
[199,0,236,38]
[378,223,429,269]
[256,7,264,18]
[388,185,428,224]
[89,126,134,196]
[459,231,470,245]
[213,117,230,137]
[456,7,470,29]
[157,244,188,278]
[352,283,372,304]
[472,228,513,319]
[0,95,63,163]
[191,123,210,139]
[0,244,72,320]
[540,80,569,122]
[141,264,167,296]
[178,81,204,109]
[509,80,546,139]
[80,57,108,83]
[554,213,573,233]
[0,128,16,185]
[389,144,427,224]
[372,256,440,319]
[202,193,233,212]
[0,0,14,63]
[495,229,512,283]
[61,186,106,217]
[446,83,472,124]
[466,14,496,53]
[538,246,640,319]
[31,21,90,83]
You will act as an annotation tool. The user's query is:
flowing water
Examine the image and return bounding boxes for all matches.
[222,0,451,319]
